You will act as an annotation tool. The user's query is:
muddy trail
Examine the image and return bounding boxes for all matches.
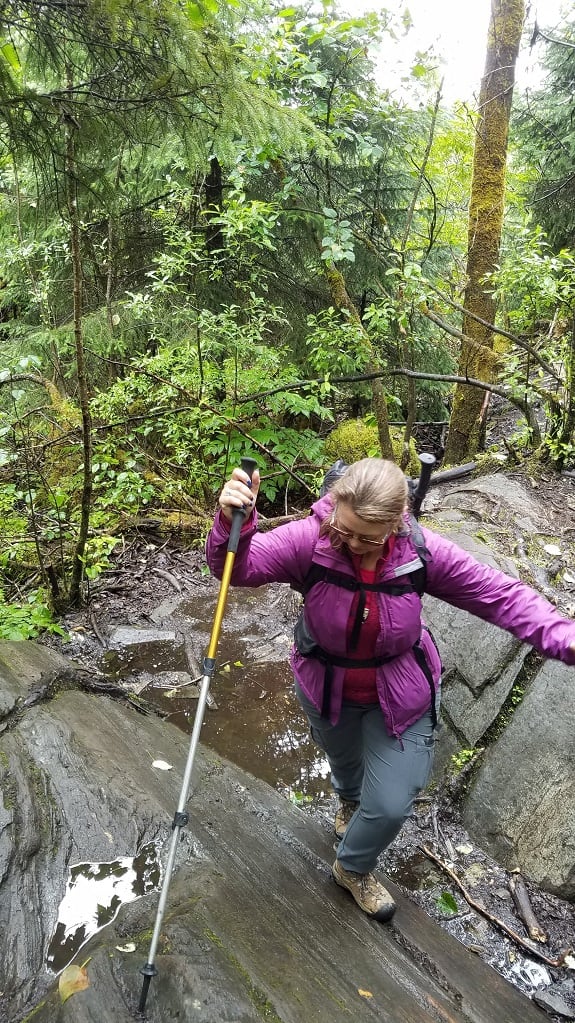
[41,506,575,1022]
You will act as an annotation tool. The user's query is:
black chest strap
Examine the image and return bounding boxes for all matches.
[300,562,426,598]
[294,611,437,726]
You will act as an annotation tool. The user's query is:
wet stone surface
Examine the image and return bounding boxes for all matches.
[43,532,575,1021]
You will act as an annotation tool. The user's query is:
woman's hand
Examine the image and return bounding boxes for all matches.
[218,466,260,523]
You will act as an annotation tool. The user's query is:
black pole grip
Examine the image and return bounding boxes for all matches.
[227,456,258,552]
[412,452,436,518]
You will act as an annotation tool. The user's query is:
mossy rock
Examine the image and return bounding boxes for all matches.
[324,419,420,476]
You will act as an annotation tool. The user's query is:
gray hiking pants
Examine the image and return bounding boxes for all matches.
[295,681,435,874]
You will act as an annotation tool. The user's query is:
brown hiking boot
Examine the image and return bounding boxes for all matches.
[334,798,359,840]
[332,859,396,922]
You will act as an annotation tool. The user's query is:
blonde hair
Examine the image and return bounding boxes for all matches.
[329,458,408,530]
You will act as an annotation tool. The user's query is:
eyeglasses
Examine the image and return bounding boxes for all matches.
[329,513,389,547]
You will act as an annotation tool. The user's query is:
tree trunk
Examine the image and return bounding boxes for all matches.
[205,155,224,255]
[323,262,394,459]
[444,0,525,465]
[65,101,93,607]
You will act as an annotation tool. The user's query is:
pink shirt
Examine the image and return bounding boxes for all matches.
[343,535,396,703]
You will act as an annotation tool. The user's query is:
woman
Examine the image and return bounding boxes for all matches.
[206,458,575,923]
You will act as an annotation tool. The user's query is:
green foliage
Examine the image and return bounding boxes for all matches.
[79,536,120,581]
[3,0,571,610]
[320,207,356,265]
[0,589,67,640]
[513,16,575,250]
[487,223,575,466]
[450,747,478,773]
[305,308,371,376]
[91,291,330,507]
[0,481,36,569]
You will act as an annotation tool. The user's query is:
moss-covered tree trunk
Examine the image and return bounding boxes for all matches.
[444,0,525,464]
[323,263,394,460]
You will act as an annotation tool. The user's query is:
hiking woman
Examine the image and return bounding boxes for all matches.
[206,458,575,923]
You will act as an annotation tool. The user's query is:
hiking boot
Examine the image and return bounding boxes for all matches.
[334,798,359,840]
[332,859,396,922]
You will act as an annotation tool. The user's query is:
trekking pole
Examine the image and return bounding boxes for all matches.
[138,456,258,1016]
[411,452,436,519]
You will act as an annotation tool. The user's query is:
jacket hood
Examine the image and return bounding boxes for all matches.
[310,492,334,523]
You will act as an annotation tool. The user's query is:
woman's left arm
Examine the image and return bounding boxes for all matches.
[423,528,575,665]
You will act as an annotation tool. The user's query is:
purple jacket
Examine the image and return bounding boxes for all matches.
[206,494,575,736]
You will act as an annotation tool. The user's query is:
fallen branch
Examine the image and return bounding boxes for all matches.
[88,611,107,648]
[150,567,182,593]
[421,845,572,968]
[509,874,548,944]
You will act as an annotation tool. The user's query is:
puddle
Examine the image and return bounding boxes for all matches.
[47,842,161,973]
[130,583,333,802]
[153,652,332,800]
[386,848,439,890]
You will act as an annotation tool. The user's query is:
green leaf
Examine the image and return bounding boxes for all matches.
[411,62,428,79]
[1,42,20,71]
[185,2,205,28]
[436,891,458,916]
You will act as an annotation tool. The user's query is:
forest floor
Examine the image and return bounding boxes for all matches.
[40,459,575,1022]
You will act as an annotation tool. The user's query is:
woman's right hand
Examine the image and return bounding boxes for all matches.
[218,466,260,523]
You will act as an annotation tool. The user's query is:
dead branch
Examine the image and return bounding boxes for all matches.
[88,611,107,648]
[509,874,548,944]
[150,566,182,593]
[423,285,560,382]
[422,845,571,968]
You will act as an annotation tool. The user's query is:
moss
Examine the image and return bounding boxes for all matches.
[324,418,379,463]
[18,1001,47,1022]
[19,754,59,848]
[324,418,420,475]
[204,928,283,1021]
[482,650,542,745]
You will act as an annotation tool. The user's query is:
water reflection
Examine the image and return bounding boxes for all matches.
[47,843,161,973]
[156,653,332,801]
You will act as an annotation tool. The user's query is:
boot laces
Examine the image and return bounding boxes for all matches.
[360,872,382,899]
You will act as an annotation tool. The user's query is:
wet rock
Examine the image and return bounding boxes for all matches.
[463,659,575,899]
[0,640,72,716]
[148,594,185,623]
[104,625,187,674]
[0,640,553,1023]
[433,474,548,535]
[532,985,575,1018]
[424,595,528,747]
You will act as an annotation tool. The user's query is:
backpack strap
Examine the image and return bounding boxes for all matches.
[301,562,424,597]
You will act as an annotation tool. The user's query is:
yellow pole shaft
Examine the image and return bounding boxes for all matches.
[206,549,236,660]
